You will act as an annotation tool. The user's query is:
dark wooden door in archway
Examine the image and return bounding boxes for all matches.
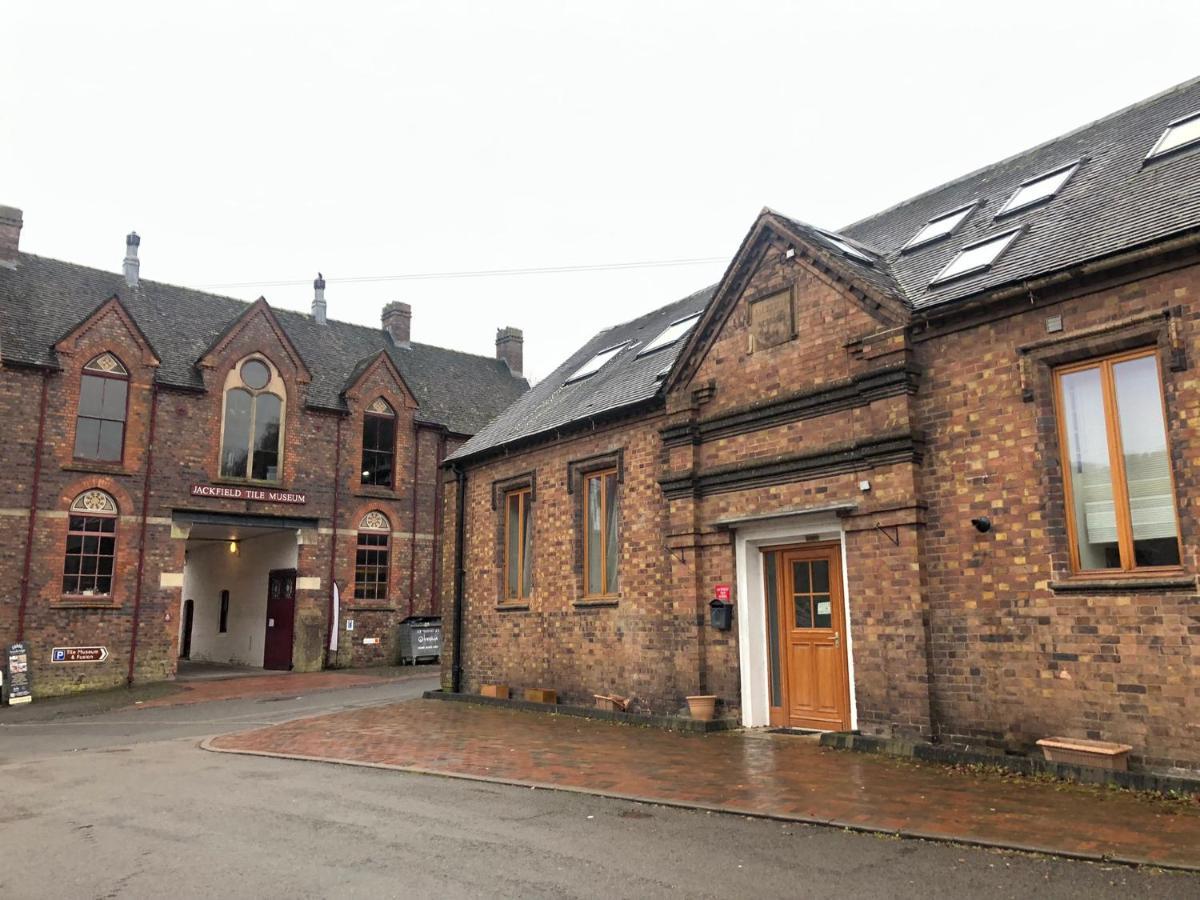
[263,569,296,670]
[179,598,194,659]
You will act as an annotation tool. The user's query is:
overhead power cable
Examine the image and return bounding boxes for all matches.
[198,255,727,290]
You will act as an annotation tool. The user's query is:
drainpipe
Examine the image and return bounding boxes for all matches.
[407,421,422,618]
[451,463,467,693]
[16,370,51,642]
[325,414,343,667]
[127,381,160,685]
[430,429,447,616]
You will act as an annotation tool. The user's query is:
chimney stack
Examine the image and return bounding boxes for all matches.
[123,231,140,288]
[312,272,327,325]
[382,301,411,346]
[0,206,23,269]
[496,326,523,378]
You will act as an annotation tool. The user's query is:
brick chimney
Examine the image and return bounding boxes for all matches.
[123,231,140,288]
[312,272,327,325]
[0,206,23,269]
[496,326,523,377]
[382,301,411,346]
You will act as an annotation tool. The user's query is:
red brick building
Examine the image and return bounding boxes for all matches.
[443,79,1200,771]
[0,217,527,696]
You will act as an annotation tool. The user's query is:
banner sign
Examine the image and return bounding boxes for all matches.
[7,642,32,705]
[191,483,307,505]
[714,583,732,602]
[52,646,109,663]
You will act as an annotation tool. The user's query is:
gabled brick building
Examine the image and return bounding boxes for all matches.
[443,78,1200,771]
[0,218,527,695]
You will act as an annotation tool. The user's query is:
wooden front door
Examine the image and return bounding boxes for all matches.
[767,544,851,731]
[263,569,296,670]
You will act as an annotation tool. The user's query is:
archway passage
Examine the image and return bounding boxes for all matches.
[178,520,300,672]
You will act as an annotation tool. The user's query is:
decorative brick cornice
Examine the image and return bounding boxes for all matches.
[659,431,924,500]
[660,364,920,449]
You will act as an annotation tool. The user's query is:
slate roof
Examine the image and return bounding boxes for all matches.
[0,253,528,435]
[838,75,1200,310]
[448,285,716,460]
[450,76,1200,461]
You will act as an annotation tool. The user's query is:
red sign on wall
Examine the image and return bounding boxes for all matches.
[191,484,307,505]
[714,583,731,602]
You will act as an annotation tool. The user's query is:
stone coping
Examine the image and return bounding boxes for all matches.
[423,689,740,733]
[820,732,1200,797]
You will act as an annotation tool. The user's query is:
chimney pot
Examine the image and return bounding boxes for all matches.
[0,205,23,269]
[382,301,412,346]
[312,271,327,325]
[496,326,523,378]
[123,230,140,288]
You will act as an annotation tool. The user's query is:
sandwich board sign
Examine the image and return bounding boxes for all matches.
[7,642,32,705]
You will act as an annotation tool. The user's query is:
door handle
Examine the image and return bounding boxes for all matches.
[833,631,840,647]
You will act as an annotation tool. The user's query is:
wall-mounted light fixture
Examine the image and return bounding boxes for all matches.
[970,516,992,534]
[228,539,239,554]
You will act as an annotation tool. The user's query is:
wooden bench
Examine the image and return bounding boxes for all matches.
[1036,737,1133,771]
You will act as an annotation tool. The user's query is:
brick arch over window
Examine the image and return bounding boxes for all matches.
[354,510,392,600]
[74,352,130,462]
[62,489,118,598]
[219,354,287,482]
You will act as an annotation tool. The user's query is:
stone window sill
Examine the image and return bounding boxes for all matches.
[55,596,121,609]
[574,598,620,609]
[353,486,400,500]
[1049,574,1196,594]
[62,462,136,478]
[495,602,531,612]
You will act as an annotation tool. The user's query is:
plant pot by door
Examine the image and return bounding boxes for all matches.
[686,694,717,721]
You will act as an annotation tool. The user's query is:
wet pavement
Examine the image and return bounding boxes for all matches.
[207,697,1200,871]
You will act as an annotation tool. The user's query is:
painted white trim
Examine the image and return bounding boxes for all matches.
[732,512,857,730]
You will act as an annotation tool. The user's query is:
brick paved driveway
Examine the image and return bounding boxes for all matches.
[206,698,1200,871]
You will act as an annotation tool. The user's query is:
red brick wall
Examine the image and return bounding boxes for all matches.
[445,229,1200,769]
[0,303,455,695]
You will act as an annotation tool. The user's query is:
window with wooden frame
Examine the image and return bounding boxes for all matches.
[583,468,619,597]
[361,398,396,487]
[62,490,118,597]
[1054,348,1182,573]
[74,353,129,462]
[502,487,533,601]
[353,511,391,600]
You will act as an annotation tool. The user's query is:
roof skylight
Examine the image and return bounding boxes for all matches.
[638,313,701,356]
[902,203,976,251]
[930,229,1022,285]
[816,230,874,265]
[565,343,626,383]
[1146,111,1200,160]
[998,162,1079,215]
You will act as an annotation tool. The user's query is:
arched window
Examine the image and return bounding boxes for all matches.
[75,353,129,462]
[219,356,285,482]
[354,511,391,600]
[361,398,396,487]
[63,489,118,597]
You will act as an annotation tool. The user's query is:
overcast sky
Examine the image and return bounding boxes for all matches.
[4,2,1198,382]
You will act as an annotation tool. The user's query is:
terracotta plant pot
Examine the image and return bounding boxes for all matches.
[480,684,510,699]
[686,694,718,721]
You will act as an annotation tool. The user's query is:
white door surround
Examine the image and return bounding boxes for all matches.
[731,511,858,729]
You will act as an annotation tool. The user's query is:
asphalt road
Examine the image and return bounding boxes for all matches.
[1,675,1196,899]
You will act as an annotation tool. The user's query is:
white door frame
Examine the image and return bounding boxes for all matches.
[733,512,858,729]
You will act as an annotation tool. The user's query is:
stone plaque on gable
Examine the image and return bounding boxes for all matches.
[749,290,794,351]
